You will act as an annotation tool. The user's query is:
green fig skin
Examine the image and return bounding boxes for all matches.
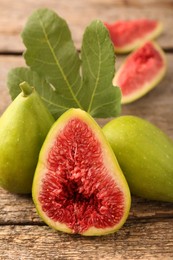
[102,116,173,202]
[0,82,55,194]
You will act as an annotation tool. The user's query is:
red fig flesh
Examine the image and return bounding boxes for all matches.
[105,19,163,53]
[32,109,131,236]
[114,41,166,104]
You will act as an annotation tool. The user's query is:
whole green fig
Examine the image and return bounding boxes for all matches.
[0,82,55,194]
[103,116,173,202]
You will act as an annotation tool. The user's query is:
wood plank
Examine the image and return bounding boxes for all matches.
[0,187,173,225]
[0,0,173,52]
[0,221,173,260]
[0,55,25,114]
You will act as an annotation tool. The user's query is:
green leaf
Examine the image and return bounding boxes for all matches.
[7,67,70,118]
[22,8,82,109]
[7,8,121,118]
[80,20,121,117]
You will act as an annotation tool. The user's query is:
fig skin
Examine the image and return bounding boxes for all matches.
[103,115,173,202]
[32,108,131,236]
[0,82,55,194]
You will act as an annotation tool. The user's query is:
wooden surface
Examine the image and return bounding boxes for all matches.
[0,0,173,259]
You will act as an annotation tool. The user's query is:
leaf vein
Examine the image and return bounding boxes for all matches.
[37,11,82,109]
[87,24,101,113]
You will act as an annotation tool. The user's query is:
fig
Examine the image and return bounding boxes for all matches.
[32,108,131,236]
[0,82,55,194]
[113,41,166,104]
[105,19,163,53]
[102,116,173,202]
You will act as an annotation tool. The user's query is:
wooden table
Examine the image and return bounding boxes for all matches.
[0,0,173,259]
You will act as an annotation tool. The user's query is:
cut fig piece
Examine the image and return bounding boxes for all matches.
[105,19,163,53]
[113,41,166,104]
[32,109,131,236]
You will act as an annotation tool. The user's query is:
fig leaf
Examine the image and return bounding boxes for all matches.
[7,8,121,118]
[7,67,70,119]
[80,20,121,117]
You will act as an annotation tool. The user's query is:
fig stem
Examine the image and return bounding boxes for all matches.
[20,81,34,97]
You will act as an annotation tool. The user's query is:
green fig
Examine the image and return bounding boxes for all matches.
[0,81,55,194]
[102,116,173,202]
[32,108,131,236]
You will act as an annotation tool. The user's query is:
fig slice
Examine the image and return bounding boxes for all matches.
[113,41,166,104]
[32,108,131,236]
[105,19,163,53]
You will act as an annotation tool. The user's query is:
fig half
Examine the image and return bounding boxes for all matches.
[105,19,163,53]
[32,109,131,236]
[114,41,166,104]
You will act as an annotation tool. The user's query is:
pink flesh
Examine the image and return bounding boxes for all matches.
[39,118,124,234]
[116,42,164,95]
[105,19,158,48]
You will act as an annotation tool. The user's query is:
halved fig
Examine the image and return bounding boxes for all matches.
[105,19,163,53]
[113,41,166,104]
[32,108,131,236]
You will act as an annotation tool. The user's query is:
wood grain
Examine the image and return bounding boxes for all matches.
[0,0,173,52]
[0,222,173,260]
[0,187,173,225]
[0,55,25,114]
